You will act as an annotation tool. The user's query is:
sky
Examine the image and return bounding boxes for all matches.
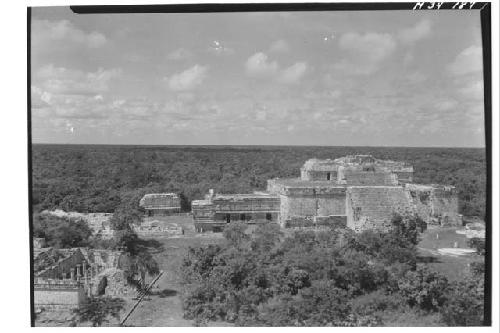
[31,7,485,147]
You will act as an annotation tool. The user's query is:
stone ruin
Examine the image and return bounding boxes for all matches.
[192,190,280,232]
[139,193,181,216]
[34,245,139,311]
[192,155,462,233]
[132,219,184,237]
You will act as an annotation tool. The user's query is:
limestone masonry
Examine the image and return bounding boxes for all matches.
[139,193,181,216]
[34,244,138,311]
[192,155,461,232]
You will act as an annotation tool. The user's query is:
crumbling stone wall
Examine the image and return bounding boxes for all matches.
[342,170,398,186]
[279,187,346,226]
[36,249,86,279]
[346,186,413,232]
[301,170,337,181]
[34,237,46,249]
[34,281,87,311]
[431,187,461,226]
[393,171,413,183]
[405,184,461,226]
[93,268,137,297]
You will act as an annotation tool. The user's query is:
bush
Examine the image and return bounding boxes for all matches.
[33,213,92,248]
[73,296,125,327]
[397,267,449,312]
[440,276,484,326]
[467,238,485,256]
[181,223,419,325]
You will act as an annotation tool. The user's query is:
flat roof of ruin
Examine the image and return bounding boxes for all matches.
[213,193,279,200]
[270,178,347,188]
[302,155,413,171]
[141,193,178,198]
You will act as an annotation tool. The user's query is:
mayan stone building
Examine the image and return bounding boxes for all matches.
[34,245,138,311]
[192,155,461,232]
[139,193,181,216]
[192,189,280,232]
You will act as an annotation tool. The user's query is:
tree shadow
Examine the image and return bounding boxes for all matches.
[136,238,165,253]
[150,288,178,298]
[417,255,441,263]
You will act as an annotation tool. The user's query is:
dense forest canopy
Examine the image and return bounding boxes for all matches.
[31,144,486,218]
[179,219,484,326]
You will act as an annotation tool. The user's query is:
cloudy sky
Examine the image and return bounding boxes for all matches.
[31,7,485,147]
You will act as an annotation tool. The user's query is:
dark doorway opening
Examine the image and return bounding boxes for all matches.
[240,213,246,221]
[266,213,272,221]
[327,172,331,180]
[225,213,231,223]
[97,276,108,296]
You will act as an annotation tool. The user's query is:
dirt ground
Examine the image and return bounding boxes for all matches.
[123,216,227,327]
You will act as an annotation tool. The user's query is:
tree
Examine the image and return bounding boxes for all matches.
[73,296,125,327]
[223,222,249,247]
[397,266,449,312]
[440,276,484,326]
[33,213,92,248]
[467,238,485,256]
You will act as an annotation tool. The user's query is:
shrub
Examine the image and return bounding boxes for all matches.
[440,277,484,326]
[397,266,449,312]
[467,238,485,256]
[73,296,125,327]
[33,213,92,248]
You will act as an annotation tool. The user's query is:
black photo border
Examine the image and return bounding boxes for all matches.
[27,2,493,327]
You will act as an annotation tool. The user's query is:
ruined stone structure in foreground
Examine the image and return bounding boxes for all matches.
[192,155,461,232]
[139,193,181,216]
[34,244,138,311]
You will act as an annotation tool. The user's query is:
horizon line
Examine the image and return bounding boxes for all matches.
[31,142,486,149]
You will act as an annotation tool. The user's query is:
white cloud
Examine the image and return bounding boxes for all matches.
[336,32,396,75]
[32,19,107,49]
[32,92,111,119]
[167,48,193,61]
[448,46,483,76]
[278,62,308,84]
[245,52,279,78]
[459,80,483,100]
[35,65,122,95]
[119,99,159,119]
[269,39,290,53]
[31,65,124,120]
[420,119,444,134]
[398,19,432,44]
[166,65,208,91]
[435,99,458,111]
[256,109,267,121]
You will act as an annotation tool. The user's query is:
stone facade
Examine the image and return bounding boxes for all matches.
[192,191,280,232]
[34,280,87,311]
[139,193,181,216]
[192,155,460,233]
[405,183,461,226]
[346,186,413,232]
[34,247,138,310]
